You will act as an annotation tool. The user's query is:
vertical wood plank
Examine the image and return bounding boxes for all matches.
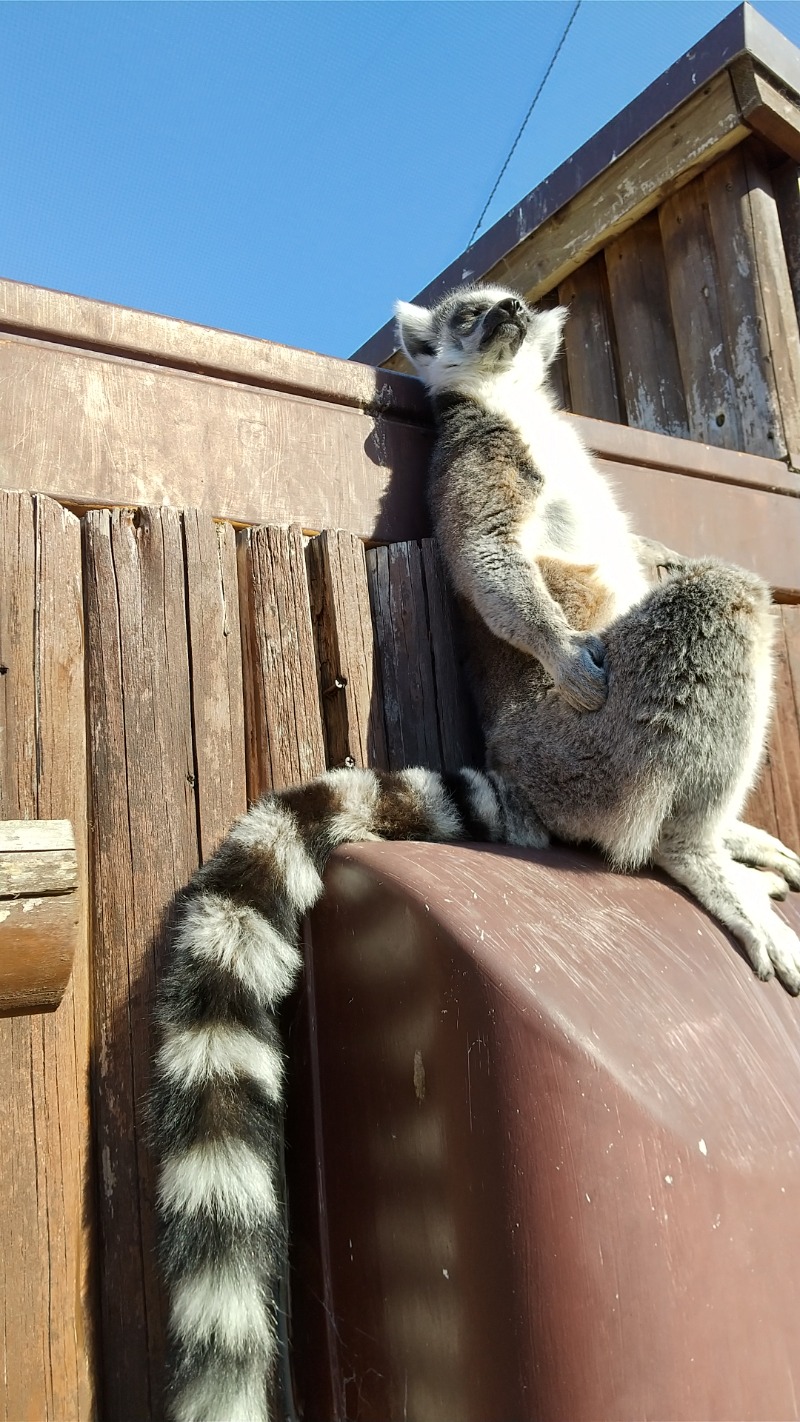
[0,491,93,1420]
[238,524,326,798]
[557,254,622,423]
[183,512,247,857]
[84,506,198,1420]
[774,160,800,328]
[605,211,690,438]
[306,529,389,771]
[659,177,743,449]
[420,541,483,771]
[704,142,800,463]
[364,541,478,775]
[538,289,571,411]
[739,143,800,469]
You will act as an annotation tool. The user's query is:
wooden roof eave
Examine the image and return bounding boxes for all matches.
[355,2,800,372]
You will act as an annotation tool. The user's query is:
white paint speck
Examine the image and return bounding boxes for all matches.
[698,1138,708,1156]
[585,1193,591,1203]
[664,1175,674,1185]
[442,1268,449,1280]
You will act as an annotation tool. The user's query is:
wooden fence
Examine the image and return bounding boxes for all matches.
[1,280,799,1415]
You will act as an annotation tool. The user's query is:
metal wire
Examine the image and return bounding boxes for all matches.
[466,0,583,249]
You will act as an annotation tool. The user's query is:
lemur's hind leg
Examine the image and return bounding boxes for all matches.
[655,825,800,993]
[725,821,800,891]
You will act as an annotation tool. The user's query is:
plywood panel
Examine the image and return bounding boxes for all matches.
[84,506,247,1419]
[0,492,93,1420]
[557,255,621,423]
[605,212,689,439]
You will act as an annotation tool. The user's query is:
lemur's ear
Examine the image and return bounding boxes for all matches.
[533,305,568,368]
[395,301,436,364]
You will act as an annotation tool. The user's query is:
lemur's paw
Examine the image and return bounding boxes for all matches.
[763,915,800,996]
[764,841,800,892]
[762,870,791,901]
[554,633,607,712]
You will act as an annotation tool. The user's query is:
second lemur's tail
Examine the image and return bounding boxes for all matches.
[151,764,511,1422]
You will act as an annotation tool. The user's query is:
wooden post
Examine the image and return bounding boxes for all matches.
[0,819,78,1014]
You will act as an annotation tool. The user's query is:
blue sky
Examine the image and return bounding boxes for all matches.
[2,1,800,360]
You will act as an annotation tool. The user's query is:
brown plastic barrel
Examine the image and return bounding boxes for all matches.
[288,841,800,1421]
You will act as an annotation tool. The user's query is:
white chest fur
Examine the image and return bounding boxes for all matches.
[476,370,649,622]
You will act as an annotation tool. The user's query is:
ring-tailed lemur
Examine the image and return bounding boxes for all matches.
[151,283,800,1422]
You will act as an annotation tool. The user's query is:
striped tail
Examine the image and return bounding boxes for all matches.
[151,764,515,1422]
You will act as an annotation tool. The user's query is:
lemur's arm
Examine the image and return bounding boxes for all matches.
[458,536,607,712]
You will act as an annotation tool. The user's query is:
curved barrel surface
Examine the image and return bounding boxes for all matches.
[291,841,800,1421]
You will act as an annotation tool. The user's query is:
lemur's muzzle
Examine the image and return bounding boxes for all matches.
[480,297,529,350]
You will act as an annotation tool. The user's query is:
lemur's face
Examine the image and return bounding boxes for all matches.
[395,284,567,394]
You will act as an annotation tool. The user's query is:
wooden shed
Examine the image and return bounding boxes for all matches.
[0,6,799,1419]
[356,2,800,466]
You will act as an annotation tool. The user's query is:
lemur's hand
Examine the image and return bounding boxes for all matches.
[553,632,607,712]
[633,535,686,575]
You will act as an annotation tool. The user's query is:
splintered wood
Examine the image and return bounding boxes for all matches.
[0,491,93,1420]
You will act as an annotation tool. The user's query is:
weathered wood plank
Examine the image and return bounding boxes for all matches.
[419,541,482,772]
[84,506,198,1419]
[557,254,621,423]
[0,491,93,1418]
[380,71,749,371]
[366,543,443,772]
[0,835,77,895]
[0,894,78,1014]
[0,819,74,853]
[574,414,798,494]
[598,460,800,601]
[732,57,800,164]
[739,142,800,469]
[658,178,742,449]
[306,530,389,771]
[774,160,800,328]
[704,143,781,458]
[238,524,326,798]
[183,511,247,857]
[0,333,433,540]
[605,212,689,439]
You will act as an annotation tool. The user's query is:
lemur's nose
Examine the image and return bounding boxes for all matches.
[496,297,524,317]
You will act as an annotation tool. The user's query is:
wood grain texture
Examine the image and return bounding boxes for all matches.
[601,459,800,601]
[557,255,621,423]
[365,541,479,774]
[705,143,793,461]
[0,491,93,1419]
[0,333,433,540]
[473,73,748,313]
[0,820,79,1015]
[659,178,743,449]
[238,524,326,799]
[306,530,389,772]
[605,212,690,439]
[774,160,800,329]
[83,505,248,1418]
[732,57,800,164]
[183,511,247,857]
[0,275,428,421]
[419,541,483,772]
